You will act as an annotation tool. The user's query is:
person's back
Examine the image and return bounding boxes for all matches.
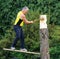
[14,11,24,26]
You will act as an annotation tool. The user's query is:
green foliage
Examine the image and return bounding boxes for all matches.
[0,0,60,59]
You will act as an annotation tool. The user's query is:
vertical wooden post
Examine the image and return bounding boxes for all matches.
[40,15,50,59]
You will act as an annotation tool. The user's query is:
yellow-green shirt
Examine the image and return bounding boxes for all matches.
[14,11,24,26]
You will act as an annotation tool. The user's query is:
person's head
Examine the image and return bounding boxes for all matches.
[40,15,47,21]
[22,6,29,14]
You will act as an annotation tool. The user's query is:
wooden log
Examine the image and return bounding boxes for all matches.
[3,48,40,55]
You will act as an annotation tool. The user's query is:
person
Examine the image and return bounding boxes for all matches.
[40,15,50,59]
[11,6,34,52]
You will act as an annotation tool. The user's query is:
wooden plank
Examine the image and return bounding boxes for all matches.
[3,48,40,55]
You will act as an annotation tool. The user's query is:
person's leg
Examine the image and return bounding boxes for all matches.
[20,27,25,49]
[18,27,27,51]
[11,25,20,48]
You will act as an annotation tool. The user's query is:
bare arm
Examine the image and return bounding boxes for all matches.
[20,14,33,24]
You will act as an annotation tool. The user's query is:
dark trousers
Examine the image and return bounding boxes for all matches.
[40,28,50,59]
[11,25,25,49]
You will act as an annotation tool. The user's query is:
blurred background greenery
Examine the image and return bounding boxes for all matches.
[0,0,60,59]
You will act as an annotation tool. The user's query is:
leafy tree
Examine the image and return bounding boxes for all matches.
[0,0,60,59]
